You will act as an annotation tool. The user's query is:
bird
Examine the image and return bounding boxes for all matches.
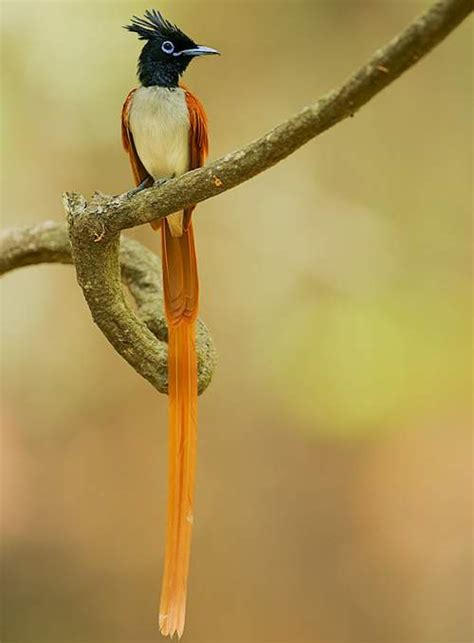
[121,9,219,639]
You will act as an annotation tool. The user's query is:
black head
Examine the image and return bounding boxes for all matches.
[125,9,219,88]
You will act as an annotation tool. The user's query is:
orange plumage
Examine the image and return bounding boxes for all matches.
[122,85,209,638]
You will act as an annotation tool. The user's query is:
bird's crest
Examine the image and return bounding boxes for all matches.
[125,9,186,42]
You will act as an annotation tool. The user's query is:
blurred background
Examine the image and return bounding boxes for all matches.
[1,1,472,642]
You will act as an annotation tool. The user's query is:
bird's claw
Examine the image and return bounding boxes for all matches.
[125,177,168,199]
[126,177,152,198]
[126,187,143,198]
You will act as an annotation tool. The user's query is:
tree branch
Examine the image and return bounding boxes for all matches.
[0,221,217,395]
[1,0,470,401]
[64,0,472,241]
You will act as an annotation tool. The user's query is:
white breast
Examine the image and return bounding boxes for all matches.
[129,86,190,180]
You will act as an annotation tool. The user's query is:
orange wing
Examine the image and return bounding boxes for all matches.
[121,88,151,187]
[181,84,209,229]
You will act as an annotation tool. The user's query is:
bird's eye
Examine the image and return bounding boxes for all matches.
[161,41,175,54]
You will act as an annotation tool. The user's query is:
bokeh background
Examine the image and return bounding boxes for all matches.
[1,1,472,642]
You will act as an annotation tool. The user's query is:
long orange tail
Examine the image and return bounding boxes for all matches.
[159,219,199,639]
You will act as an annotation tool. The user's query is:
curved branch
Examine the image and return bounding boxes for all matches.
[2,0,469,403]
[0,221,217,395]
[0,221,72,272]
[64,0,471,241]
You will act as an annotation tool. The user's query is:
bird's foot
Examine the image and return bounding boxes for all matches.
[125,177,169,199]
[126,177,153,198]
[153,177,169,189]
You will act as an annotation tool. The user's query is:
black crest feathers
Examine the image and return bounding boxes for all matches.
[124,9,185,41]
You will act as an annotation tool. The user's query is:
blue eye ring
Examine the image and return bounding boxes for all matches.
[161,40,175,54]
